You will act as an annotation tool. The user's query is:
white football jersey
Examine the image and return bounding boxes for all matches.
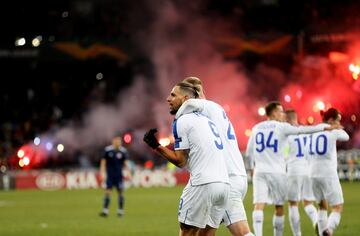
[286,134,310,176]
[176,99,247,177]
[246,120,325,174]
[308,123,349,178]
[173,112,229,186]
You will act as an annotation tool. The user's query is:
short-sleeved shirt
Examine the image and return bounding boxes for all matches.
[246,120,325,174]
[286,133,311,176]
[103,145,128,178]
[173,112,229,186]
[176,99,246,177]
[308,124,349,178]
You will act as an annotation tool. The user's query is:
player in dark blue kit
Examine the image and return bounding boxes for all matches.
[99,135,130,217]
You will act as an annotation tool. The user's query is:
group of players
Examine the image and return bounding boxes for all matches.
[99,76,349,236]
[144,77,253,236]
[246,102,348,236]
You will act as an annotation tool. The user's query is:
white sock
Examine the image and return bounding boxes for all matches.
[327,212,341,233]
[252,210,264,236]
[102,208,109,214]
[273,215,285,236]
[244,233,255,236]
[304,204,318,226]
[318,210,328,235]
[289,206,301,236]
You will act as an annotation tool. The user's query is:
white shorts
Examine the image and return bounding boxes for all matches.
[311,177,344,206]
[178,182,229,229]
[253,172,286,205]
[223,175,248,226]
[287,175,315,202]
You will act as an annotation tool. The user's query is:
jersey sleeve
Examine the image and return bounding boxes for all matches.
[122,148,129,160]
[280,122,325,136]
[283,138,290,159]
[175,99,206,119]
[102,150,107,160]
[331,129,350,141]
[245,131,255,169]
[172,118,190,150]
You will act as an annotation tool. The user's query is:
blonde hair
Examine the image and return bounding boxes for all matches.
[182,76,204,98]
[176,81,201,98]
[183,76,203,86]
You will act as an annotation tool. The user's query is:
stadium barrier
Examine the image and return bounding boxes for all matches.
[241,148,360,182]
[3,165,359,191]
[245,165,360,182]
[0,168,190,190]
[2,146,360,191]
[0,173,15,190]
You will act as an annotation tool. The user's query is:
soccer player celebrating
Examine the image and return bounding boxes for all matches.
[285,110,318,236]
[246,101,341,236]
[99,135,131,217]
[175,76,254,236]
[143,81,229,236]
[308,108,349,236]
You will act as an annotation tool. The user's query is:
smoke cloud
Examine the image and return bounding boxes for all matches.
[141,1,263,149]
[36,0,359,162]
[53,76,152,153]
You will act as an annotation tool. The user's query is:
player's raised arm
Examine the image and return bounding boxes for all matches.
[280,122,342,136]
[245,132,255,171]
[332,129,350,142]
[175,98,206,119]
[280,122,324,135]
[157,147,188,168]
[143,128,188,168]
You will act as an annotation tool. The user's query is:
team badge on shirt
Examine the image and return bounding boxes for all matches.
[116,152,123,159]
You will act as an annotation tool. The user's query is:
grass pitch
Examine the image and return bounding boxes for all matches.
[0,182,359,236]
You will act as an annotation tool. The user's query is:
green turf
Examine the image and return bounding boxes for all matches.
[0,182,359,235]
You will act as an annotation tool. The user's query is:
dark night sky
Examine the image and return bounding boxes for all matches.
[1,0,359,165]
